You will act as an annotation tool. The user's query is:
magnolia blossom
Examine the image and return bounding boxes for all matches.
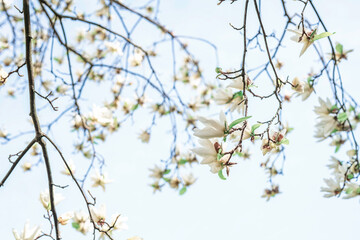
[89,105,113,127]
[0,68,7,86]
[12,221,41,240]
[90,204,107,226]
[149,165,164,179]
[194,111,226,139]
[21,162,32,172]
[0,128,8,138]
[288,27,316,57]
[191,139,222,173]
[326,156,343,174]
[98,214,128,240]
[315,115,337,137]
[213,88,245,113]
[138,130,150,143]
[291,77,304,93]
[39,189,64,210]
[61,159,76,176]
[91,170,112,191]
[321,177,342,198]
[169,176,181,189]
[104,41,123,56]
[314,97,333,116]
[129,48,145,67]
[227,74,252,90]
[73,210,92,235]
[182,173,197,186]
[58,211,74,225]
[298,82,313,100]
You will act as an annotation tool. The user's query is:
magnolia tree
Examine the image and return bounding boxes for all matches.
[0,0,358,239]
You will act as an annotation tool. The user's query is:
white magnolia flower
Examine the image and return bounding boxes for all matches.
[58,211,74,225]
[12,221,41,240]
[21,162,32,172]
[321,177,342,198]
[91,170,112,191]
[138,130,150,143]
[227,74,251,90]
[73,210,92,235]
[0,128,8,138]
[297,81,313,100]
[89,105,113,127]
[0,68,7,86]
[182,173,197,186]
[315,115,337,137]
[314,97,333,116]
[194,111,226,139]
[327,156,343,174]
[39,189,64,210]
[98,214,128,240]
[104,41,123,56]
[214,88,245,113]
[288,27,316,57]
[291,77,304,93]
[90,204,107,227]
[149,165,164,179]
[191,139,222,173]
[61,159,76,176]
[129,48,145,67]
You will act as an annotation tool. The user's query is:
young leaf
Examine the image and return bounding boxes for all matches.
[280,138,289,145]
[228,116,252,130]
[336,43,343,54]
[312,32,335,42]
[335,145,340,153]
[337,112,348,123]
[179,187,187,195]
[72,222,80,230]
[218,169,226,180]
[178,159,187,165]
[163,169,171,175]
[215,67,222,73]
[251,123,262,133]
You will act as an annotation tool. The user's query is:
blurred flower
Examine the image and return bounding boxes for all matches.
[321,177,342,198]
[12,221,41,240]
[73,210,91,235]
[194,111,226,139]
[61,159,76,176]
[58,211,74,225]
[21,162,32,172]
[191,139,222,173]
[91,171,112,191]
[138,130,150,143]
[39,189,64,210]
[90,204,107,227]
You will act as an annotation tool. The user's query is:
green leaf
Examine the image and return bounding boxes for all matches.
[307,76,313,85]
[179,187,187,195]
[72,222,80,230]
[347,173,354,180]
[336,43,343,54]
[335,145,340,153]
[330,129,338,134]
[215,67,222,74]
[345,188,353,194]
[329,105,338,112]
[228,116,252,130]
[178,159,187,165]
[251,123,262,133]
[337,112,348,123]
[132,104,139,111]
[218,169,226,180]
[356,188,360,194]
[312,32,335,42]
[163,169,171,175]
[233,91,243,99]
[163,177,170,182]
[280,138,289,145]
